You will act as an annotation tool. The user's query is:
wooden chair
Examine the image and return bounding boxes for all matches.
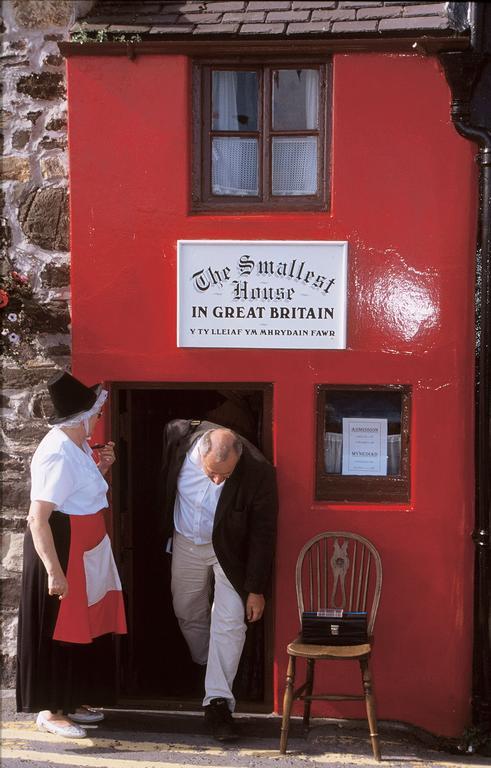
[279,531,383,760]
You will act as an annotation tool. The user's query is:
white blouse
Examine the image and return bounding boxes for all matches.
[30,427,109,516]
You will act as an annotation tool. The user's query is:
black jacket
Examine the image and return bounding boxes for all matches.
[158,419,278,601]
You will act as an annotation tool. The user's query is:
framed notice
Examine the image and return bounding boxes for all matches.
[177,240,348,349]
[315,385,411,502]
[342,418,388,476]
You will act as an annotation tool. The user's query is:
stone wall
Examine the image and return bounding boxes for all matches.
[0,0,94,688]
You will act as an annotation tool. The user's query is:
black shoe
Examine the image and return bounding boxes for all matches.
[203,698,239,742]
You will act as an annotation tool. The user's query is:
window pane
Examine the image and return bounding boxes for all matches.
[323,390,402,476]
[212,137,258,196]
[272,136,317,196]
[272,69,319,130]
[212,71,258,131]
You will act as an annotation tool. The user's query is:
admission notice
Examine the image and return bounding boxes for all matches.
[342,418,388,476]
[177,240,348,349]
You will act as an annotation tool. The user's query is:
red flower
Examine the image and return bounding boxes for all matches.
[11,271,28,285]
[0,290,9,308]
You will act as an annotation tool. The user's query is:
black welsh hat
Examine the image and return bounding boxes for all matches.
[47,371,102,424]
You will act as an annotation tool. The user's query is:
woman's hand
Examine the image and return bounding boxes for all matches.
[97,441,116,476]
[28,501,67,599]
[48,570,68,600]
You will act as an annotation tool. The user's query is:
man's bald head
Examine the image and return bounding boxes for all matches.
[199,428,243,484]
[201,429,242,461]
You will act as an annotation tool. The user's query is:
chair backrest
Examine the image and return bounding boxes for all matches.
[295,531,383,636]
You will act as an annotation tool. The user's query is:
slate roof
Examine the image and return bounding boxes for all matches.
[75,1,469,39]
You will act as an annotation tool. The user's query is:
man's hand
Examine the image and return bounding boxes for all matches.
[246,593,265,622]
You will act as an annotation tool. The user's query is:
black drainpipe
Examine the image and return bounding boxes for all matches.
[440,2,491,750]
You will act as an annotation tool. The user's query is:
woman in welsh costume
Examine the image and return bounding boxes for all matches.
[16,371,127,738]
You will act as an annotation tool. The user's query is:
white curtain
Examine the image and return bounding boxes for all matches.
[324,433,402,475]
[272,70,318,196]
[304,70,318,130]
[387,435,401,474]
[212,137,258,196]
[212,72,258,196]
[213,71,240,131]
[272,136,317,195]
[324,433,343,474]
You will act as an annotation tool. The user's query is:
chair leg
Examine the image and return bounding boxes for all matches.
[280,655,296,754]
[303,658,315,731]
[360,656,381,761]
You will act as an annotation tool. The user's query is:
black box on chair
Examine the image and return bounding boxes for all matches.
[301,610,368,645]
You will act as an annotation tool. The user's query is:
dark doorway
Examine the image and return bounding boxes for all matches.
[111,384,273,711]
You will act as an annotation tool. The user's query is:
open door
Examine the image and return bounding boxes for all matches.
[111,383,274,711]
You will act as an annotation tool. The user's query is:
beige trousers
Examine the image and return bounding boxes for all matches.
[171,531,246,710]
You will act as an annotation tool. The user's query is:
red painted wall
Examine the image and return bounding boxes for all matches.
[67,52,477,737]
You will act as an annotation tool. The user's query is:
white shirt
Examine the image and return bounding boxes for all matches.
[30,427,109,516]
[173,437,225,544]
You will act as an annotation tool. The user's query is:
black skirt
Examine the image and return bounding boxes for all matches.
[16,511,118,714]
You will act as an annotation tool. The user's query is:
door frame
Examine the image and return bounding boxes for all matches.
[109,381,275,712]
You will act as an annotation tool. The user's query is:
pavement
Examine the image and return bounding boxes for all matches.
[1,691,490,768]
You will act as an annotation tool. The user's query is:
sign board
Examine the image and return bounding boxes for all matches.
[342,418,388,476]
[177,240,348,349]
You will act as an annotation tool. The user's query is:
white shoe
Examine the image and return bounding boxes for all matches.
[68,707,104,724]
[36,712,87,738]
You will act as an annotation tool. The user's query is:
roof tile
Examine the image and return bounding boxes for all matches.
[222,11,266,22]
[176,12,224,23]
[239,21,287,33]
[403,3,445,16]
[379,14,449,29]
[332,19,379,31]
[266,10,311,21]
[246,1,292,9]
[107,23,151,31]
[356,6,402,19]
[292,1,336,7]
[193,22,241,32]
[312,9,356,21]
[287,21,330,33]
[200,2,246,11]
[149,24,195,33]
[338,1,383,7]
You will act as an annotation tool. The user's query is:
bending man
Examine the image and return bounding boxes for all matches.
[159,419,278,741]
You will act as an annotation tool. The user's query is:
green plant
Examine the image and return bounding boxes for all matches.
[71,27,141,44]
